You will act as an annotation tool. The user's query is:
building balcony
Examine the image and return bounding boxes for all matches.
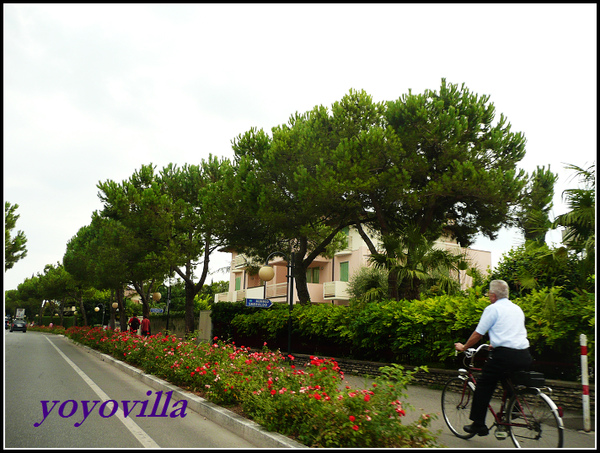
[214,289,246,303]
[323,281,350,300]
[214,285,267,303]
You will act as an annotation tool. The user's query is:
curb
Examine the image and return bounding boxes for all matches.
[68,338,307,448]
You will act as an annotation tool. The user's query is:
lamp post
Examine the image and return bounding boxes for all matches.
[94,304,106,327]
[111,301,118,330]
[259,251,295,357]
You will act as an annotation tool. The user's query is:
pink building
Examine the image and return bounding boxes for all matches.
[215,226,491,305]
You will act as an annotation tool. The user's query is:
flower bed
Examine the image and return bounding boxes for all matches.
[58,326,440,447]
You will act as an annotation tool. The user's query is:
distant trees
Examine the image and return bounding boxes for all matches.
[9,81,590,319]
[5,201,28,271]
[63,214,137,326]
[491,162,595,296]
[95,159,237,334]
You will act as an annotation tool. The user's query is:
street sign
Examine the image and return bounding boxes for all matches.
[150,308,164,313]
[245,298,273,308]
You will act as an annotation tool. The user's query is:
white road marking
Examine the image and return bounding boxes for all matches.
[45,336,160,448]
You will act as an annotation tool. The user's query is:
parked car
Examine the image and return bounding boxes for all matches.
[10,319,27,332]
[5,317,10,330]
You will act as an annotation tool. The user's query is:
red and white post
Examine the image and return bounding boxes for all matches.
[580,334,591,432]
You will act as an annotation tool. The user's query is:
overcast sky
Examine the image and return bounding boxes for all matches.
[4,3,597,293]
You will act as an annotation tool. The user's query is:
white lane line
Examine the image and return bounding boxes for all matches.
[45,336,160,448]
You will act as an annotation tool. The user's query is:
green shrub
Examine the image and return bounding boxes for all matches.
[213,286,594,378]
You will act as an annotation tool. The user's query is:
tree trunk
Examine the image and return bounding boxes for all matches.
[132,281,151,318]
[175,244,210,336]
[116,287,125,330]
[294,255,310,305]
[109,290,116,330]
[58,300,65,327]
[184,277,196,336]
[398,278,421,301]
[293,239,310,305]
[388,270,400,301]
[294,225,353,305]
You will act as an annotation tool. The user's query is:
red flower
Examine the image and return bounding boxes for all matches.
[314,393,322,400]
[352,425,359,431]
[349,415,356,422]
[364,394,371,402]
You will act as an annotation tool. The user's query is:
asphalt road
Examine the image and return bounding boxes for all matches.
[341,373,596,449]
[4,330,258,448]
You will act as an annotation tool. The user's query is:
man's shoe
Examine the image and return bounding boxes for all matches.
[464,423,489,436]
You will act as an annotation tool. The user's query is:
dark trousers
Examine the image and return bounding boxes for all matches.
[470,347,533,425]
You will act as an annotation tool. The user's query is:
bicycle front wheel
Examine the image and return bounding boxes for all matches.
[508,390,564,448]
[441,377,477,439]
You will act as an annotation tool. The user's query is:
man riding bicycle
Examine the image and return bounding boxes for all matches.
[454,279,532,436]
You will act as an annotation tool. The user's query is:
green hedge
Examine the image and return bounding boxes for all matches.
[212,287,595,380]
[38,316,78,328]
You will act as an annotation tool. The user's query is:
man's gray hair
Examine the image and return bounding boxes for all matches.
[489,279,509,299]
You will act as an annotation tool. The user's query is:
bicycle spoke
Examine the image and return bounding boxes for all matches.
[508,391,564,448]
[441,377,477,439]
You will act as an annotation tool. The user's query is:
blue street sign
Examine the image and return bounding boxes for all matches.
[150,308,164,313]
[245,298,273,308]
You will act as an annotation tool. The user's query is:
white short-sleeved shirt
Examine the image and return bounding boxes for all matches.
[475,298,530,349]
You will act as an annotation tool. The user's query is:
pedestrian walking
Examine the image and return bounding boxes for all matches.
[128,316,141,334]
[141,315,151,336]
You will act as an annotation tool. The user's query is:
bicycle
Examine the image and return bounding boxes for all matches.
[441,344,565,448]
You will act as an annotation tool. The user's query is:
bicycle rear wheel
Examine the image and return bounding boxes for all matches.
[508,390,564,448]
[441,377,477,439]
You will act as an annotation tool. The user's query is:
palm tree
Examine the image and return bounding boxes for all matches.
[516,165,558,244]
[369,224,469,301]
[552,163,595,290]
[347,266,389,306]
[553,163,595,254]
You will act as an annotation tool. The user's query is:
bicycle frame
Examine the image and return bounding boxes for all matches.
[446,344,565,447]
[457,360,513,430]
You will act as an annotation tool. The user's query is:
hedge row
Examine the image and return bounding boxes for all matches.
[212,287,595,381]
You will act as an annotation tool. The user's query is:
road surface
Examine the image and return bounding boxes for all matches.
[341,372,596,448]
[4,330,259,448]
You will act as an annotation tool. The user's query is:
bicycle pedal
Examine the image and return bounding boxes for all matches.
[494,429,509,440]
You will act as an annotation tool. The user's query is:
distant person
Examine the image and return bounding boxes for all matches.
[140,315,151,336]
[128,316,141,334]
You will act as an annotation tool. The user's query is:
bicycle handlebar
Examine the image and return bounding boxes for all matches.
[464,344,490,358]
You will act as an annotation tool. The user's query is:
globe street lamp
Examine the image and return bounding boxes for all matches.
[259,251,295,357]
[94,304,106,327]
[110,302,118,330]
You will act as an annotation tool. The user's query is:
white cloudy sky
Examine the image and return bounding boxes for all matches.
[4,3,597,292]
